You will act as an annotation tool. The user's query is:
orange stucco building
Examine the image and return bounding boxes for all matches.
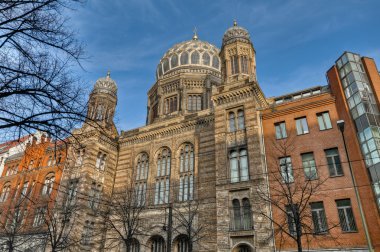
[0,133,65,249]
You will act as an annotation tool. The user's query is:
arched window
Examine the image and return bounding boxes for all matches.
[212,55,219,69]
[135,153,149,206]
[231,198,253,231]
[229,112,236,132]
[163,58,170,73]
[47,156,53,166]
[95,152,107,171]
[28,160,34,169]
[232,199,241,230]
[191,51,200,64]
[202,53,210,65]
[241,56,249,74]
[175,235,189,252]
[171,54,178,68]
[180,52,189,65]
[242,198,252,230]
[155,148,171,205]
[236,244,252,252]
[229,149,249,183]
[136,153,149,180]
[179,143,194,201]
[42,173,55,195]
[0,183,11,202]
[151,236,165,252]
[237,110,245,130]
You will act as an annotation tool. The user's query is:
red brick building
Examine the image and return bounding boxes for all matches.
[262,52,380,251]
[0,134,65,250]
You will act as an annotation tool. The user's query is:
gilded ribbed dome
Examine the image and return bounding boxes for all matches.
[93,71,117,97]
[222,20,251,45]
[156,33,221,79]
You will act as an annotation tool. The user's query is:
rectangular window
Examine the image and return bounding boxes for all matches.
[310,202,328,233]
[179,175,193,201]
[301,153,318,180]
[164,96,177,114]
[33,207,46,227]
[66,180,78,207]
[188,95,202,112]
[88,183,101,210]
[317,112,332,130]
[280,157,294,183]
[240,56,248,74]
[231,55,239,75]
[81,221,94,245]
[325,148,343,176]
[336,199,357,232]
[135,182,146,206]
[286,204,298,236]
[154,178,169,205]
[152,104,158,119]
[295,117,309,135]
[275,122,287,139]
[21,182,29,197]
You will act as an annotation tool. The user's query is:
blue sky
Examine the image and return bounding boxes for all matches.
[69,0,380,131]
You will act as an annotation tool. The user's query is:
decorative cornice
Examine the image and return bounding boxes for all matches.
[120,115,214,146]
[212,82,267,108]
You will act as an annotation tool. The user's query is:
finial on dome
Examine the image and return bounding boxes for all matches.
[233,20,237,26]
[106,70,111,78]
[192,27,198,40]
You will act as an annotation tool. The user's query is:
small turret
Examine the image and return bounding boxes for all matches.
[220,20,257,83]
[87,71,117,130]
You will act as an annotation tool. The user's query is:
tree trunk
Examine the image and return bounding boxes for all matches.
[126,242,131,252]
[296,236,302,252]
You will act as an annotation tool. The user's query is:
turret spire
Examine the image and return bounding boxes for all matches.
[192,27,198,41]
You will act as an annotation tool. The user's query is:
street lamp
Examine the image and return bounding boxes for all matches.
[337,120,373,252]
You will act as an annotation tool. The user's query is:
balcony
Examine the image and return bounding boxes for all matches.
[229,211,254,236]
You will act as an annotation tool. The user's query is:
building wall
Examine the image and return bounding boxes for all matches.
[0,136,65,250]
[327,55,380,250]
[114,111,218,251]
[262,91,375,251]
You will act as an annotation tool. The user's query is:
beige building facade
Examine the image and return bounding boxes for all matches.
[60,21,274,252]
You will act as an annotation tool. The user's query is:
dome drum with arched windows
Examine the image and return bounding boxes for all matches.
[156,34,221,79]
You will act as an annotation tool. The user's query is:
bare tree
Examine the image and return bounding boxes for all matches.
[0,0,87,143]
[171,199,208,252]
[39,179,83,252]
[101,185,146,252]
[0,185,39,251]
[256,136,341,252]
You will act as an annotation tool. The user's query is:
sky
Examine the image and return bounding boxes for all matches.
[68,0,380,131]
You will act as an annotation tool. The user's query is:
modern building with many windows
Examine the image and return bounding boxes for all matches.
[1,21,380,252]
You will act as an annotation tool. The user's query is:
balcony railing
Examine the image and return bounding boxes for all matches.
[229,212,254,231]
